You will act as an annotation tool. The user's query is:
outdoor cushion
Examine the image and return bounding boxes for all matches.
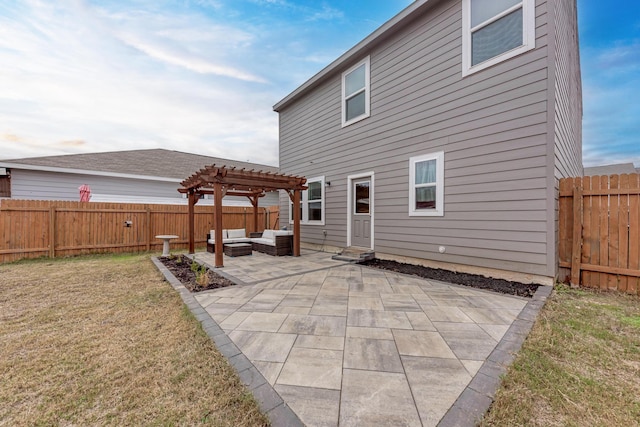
[225,237,252,244]
[273,230,293,237]
[227,228,246,239]
[251,238,276,246]
[208,237,252,245]
[262,229,275,240]
[209,229,228,239]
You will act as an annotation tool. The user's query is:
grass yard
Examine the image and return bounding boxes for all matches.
[0,253,269,426]
[481,285,640,426]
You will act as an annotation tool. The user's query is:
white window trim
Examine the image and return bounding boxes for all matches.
[409,152,444,217]
[289,176,325,225]
[461,0,536,77]
[341,56,371,127]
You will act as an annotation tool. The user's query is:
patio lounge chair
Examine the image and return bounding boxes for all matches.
[206,229,252,253]
[206,229,293,256]
[250,230,293,256]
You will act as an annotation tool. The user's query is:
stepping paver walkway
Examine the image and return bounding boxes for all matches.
[187,250,535,426]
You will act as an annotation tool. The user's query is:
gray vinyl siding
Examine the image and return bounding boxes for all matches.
[552,0,582,179]
[7,169,279,206]
[9,169,181,201]
[279,0,566,277]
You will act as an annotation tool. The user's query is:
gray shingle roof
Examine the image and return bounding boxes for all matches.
[584,163,637,177]
[0,149,278,180]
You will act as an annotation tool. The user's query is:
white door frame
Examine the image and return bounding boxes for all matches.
[347,171,374,249]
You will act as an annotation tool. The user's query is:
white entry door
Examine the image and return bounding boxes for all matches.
[351,177,372,248]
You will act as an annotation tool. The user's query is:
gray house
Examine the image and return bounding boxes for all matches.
[274,0,582,285]
[0,149,279,207]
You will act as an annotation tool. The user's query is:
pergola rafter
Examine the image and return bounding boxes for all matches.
[179,164,307,267]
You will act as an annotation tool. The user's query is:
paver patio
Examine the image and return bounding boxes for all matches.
[190,250,531,426]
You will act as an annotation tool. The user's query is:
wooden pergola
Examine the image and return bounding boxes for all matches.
[179,165,307,268]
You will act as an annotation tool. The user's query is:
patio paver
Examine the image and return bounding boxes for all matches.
[175,250,544,426]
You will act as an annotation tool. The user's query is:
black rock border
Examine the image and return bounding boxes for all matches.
[361,258,540,298]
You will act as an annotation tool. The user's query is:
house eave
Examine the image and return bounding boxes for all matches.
[272,0,435,112]
[0,162,181,183]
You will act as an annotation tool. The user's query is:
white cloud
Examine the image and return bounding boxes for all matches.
[307,4,344,22]
[0,0,281,164]
[117,33,267,82]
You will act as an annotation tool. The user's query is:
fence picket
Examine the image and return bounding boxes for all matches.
[618,174,630,292]
[598,176,610,289]
[629,174,640,294]
[589,176,601,289]
[608,175,620,290]
[558,178,571,270]
[581,176,592,287]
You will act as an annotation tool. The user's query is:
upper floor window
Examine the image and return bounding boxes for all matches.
[409,152,444,217]
[342,57,370,127]
[462,0,535,76]
[289,176,325,225]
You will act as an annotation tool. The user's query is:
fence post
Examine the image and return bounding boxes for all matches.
[146,207,151,251]
[570,185,583,287]
[49,206,56,258]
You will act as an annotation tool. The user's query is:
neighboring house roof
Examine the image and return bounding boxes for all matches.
[0,149,278,182]
[584,163,638,176]
[273,0,435,112]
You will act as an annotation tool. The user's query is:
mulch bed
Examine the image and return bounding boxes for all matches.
[361,258,540,298]
[159,254,235,292]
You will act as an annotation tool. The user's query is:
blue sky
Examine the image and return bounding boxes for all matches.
[0,0,638,168]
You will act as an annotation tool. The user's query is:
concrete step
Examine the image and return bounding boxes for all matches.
[332,247,375,263]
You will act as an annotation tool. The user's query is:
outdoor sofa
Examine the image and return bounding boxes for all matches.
[206,228,293,256]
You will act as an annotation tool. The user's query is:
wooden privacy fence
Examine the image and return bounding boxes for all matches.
[559,174,640,294]
[0,199,280,263]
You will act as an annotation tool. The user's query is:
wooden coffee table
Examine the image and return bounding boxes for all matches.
[224,243,252,257]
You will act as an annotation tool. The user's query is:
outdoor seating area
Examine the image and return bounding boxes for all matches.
[206,228,294,256]
[179,164,307,267]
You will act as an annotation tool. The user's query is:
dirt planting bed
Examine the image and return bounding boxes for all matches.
[159,254,235,292]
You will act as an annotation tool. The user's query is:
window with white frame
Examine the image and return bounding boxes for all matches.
[289,176,325,224]
[409,152,444,216]
[462,0,535,76]
[342,57,370,127]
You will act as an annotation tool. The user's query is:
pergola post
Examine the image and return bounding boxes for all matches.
[293,189,301,257]
[188,191,196,254]
[251,196,259,233]
[214,182,224,268]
